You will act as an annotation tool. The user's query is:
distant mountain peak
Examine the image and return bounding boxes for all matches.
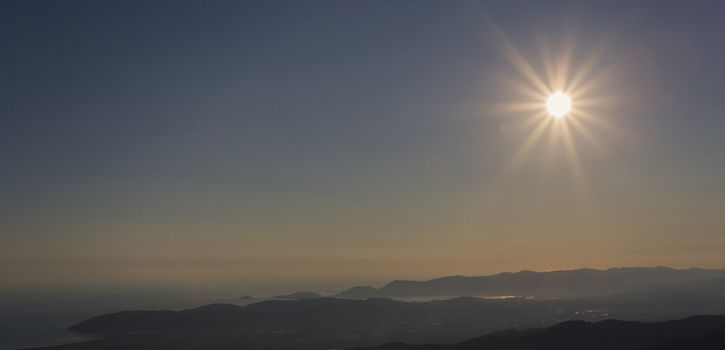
[335,266,725,299]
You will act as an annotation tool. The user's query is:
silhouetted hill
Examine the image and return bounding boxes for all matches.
[64,275,725,344]
[336,267,725,299]
[352,315,725,350]
[569,276,725,320]
[647,327,725,349]
[69,297,546,341]
[69,304,252,333]
[68,274,725,335]
[273,291,324,299]
[33,275,725,350]
[52,315,725,350]
[339,285,379,298]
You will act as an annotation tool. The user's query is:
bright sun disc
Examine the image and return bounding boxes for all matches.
[546,92,571,117]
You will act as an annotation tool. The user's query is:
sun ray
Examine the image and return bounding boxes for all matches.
[515,110,551,132]
[497,116,552,180]
[479,20,550,96]
[544,117,564,164]
[572,95,620,109]
[561,120,594,221]
[502,76,549,101]
[567,116,607,156]
[565,36,611,95]
[480,16,621,222]
[569,68,615,100]
[490,101,546,114]
[574,109,623,135]
[555,35,575,93]
[537,34,558,92]
[561,121,586,194]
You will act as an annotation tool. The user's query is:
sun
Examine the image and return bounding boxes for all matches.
[482,18,622,214]
[546,92,571,118]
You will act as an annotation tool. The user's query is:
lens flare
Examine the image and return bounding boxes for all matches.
[478,16,622,220]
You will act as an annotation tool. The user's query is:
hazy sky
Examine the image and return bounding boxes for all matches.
[2,0,725,291]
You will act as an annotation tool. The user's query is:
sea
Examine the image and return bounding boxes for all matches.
[0,281,361,350]
[0,290,215,349]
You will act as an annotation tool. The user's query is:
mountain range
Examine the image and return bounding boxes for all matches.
[335,267,725,299]
[29,266,725,350]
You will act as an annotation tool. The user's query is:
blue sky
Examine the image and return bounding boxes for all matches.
[2,0,725,289]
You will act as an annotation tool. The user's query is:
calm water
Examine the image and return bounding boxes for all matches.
[0,289,256,350]
[0,281,360,350]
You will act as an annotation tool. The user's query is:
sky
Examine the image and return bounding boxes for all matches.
[2,0,725,293]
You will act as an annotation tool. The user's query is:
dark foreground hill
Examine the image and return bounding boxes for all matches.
[28,276,725,350]
[336,267,725,299]
[352,315,725,350]
[33,314,725,350]
[30,269,725,350]
[68,275,725,337]
[68,297,549,342]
